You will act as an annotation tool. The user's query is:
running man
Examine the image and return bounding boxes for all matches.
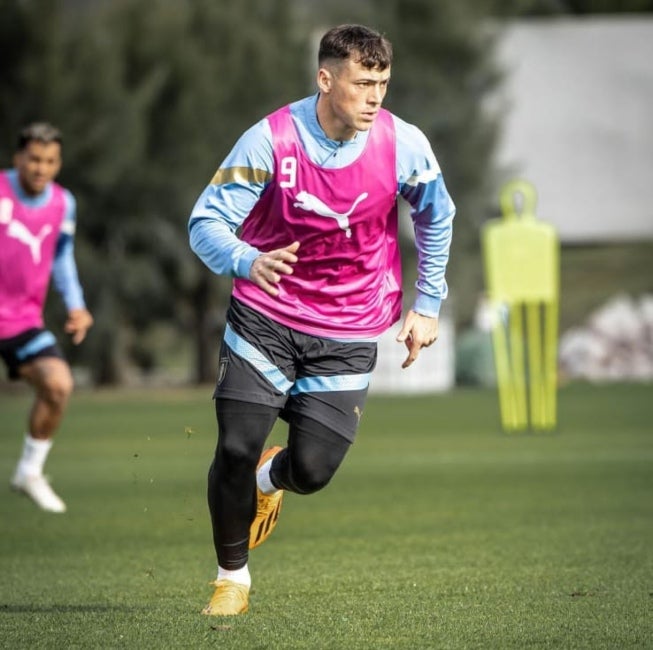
[189,24,455,615]
[1,122,93,513]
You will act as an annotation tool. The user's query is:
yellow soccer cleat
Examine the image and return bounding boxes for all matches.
[249,446,284,549]
[202,579,249,616]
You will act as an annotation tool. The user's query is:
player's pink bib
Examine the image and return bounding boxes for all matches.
[0,172,66,338]
[233,106,402,339]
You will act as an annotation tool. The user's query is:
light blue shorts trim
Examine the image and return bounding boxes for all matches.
[16,331,57,361]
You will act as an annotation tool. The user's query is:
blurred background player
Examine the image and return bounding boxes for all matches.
[0,122,93,513]
[189,24,455,615]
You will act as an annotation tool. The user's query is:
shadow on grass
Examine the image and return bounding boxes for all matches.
[0,603,141,614]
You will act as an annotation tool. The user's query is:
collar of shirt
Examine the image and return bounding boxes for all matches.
[292,95,370,168]
[6,168,53,207]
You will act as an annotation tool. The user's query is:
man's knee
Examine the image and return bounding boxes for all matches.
[284,440,349,495]
[214,402,277,480]
[217,434,259,474]
[30,359,74,409]
[274,414,352,494]
[287,458,335,494]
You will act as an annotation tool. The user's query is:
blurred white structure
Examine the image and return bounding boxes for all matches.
[494,17,653,242]
[559,293,653,382]
[368,311,455,394]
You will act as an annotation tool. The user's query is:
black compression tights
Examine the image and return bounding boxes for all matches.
[208,398,352,570]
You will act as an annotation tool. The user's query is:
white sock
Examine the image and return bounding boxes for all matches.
[15,434,53,477]
[256,457,278,495]
[218,564,251,588]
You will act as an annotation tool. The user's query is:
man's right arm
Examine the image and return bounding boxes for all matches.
[188,119,274,279]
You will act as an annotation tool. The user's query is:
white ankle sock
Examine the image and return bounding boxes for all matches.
[256,457,277,495]
[16,434,53,477]
[218,565,251,587]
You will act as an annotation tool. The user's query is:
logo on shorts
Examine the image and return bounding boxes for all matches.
[354,405,363,424]
[217,357,229,386]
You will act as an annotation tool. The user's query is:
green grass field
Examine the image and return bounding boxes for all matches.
[1,383,651,649]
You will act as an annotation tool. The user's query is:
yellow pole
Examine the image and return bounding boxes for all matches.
[526,301,544,429]
[491,311,518,430]
[543,299,559,429]
[509,303,528,429]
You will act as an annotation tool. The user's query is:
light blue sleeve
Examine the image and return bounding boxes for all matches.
[188,119,274,278]
[394,117,456,317]
[51,190,86,310]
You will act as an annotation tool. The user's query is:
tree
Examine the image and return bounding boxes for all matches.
[1,0,516,379]
[379,1,504,327]
[89,0,311,383]
[2,0,310,384]
[490,0,653,14]
[311,0,503,327]
[0,0,67,156]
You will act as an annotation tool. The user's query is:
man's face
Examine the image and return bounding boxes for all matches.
[14,141,62,196]
[318,56,391,140]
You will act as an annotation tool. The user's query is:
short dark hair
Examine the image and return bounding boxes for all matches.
[318,24,393,70]
[17,122,62,151]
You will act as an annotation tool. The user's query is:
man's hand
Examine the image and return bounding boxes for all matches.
[64,308,94,345]
[249,241,300,296]
[395,310,439,369]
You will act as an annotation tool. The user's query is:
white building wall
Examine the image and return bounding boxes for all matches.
[494,17,653,242]
[368,313,455,394]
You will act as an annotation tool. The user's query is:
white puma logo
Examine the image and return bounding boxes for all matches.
[0,197,52,264]
[293,191,368,238]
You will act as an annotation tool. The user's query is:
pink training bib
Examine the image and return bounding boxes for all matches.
[0,172,66,338]
[234,106,402,339]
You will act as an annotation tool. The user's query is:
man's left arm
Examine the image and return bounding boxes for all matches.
[51,192,93,344]
[395,121,456,368]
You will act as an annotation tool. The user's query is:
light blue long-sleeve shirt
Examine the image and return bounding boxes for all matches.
[189,94,455,317]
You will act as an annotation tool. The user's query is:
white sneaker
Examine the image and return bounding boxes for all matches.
[11,473,67,513]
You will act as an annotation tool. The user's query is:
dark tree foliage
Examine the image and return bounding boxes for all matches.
[306,0,651,326]
[4,0,642,384]
[0,0,66,153]
[311,0,504,326]
[490,0,653,14]
[378,0,504,327]
[1,0,308,384]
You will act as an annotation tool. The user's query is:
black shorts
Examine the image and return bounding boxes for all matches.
[214,298,378,442]
[0,328,64,380]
